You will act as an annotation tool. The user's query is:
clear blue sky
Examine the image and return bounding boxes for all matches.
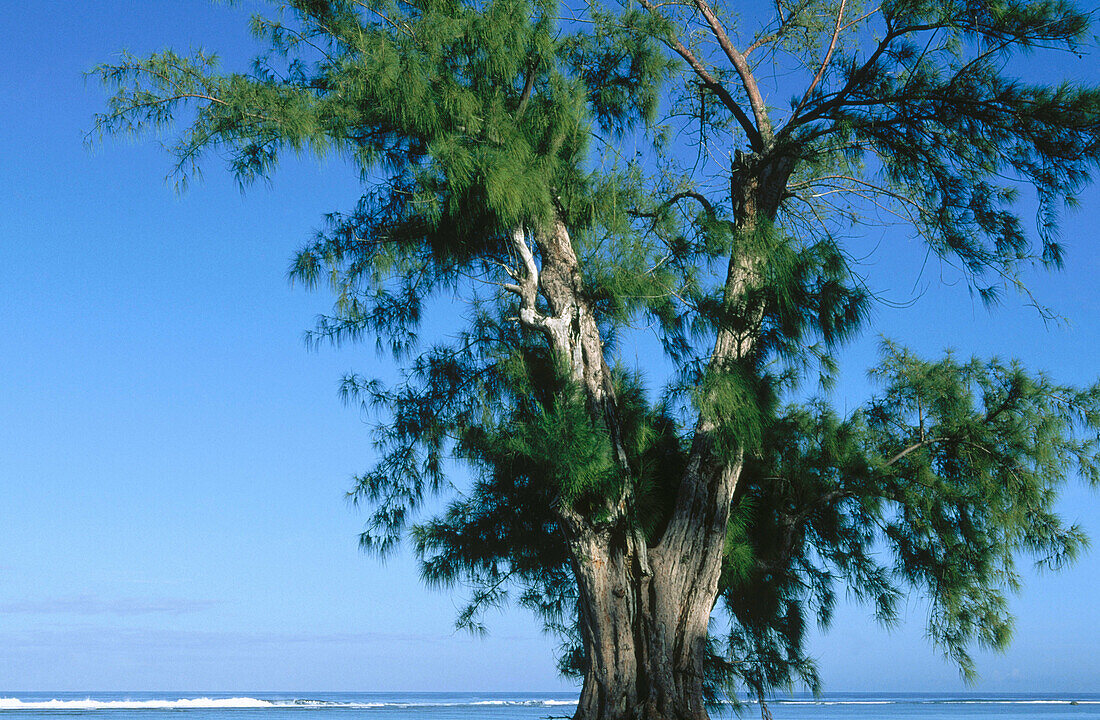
[1,0,1099,693]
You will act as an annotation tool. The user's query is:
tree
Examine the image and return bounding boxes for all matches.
[94,0,1100,718]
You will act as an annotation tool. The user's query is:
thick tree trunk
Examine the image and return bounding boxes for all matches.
[564,520,647,720]
[564,448,743,720]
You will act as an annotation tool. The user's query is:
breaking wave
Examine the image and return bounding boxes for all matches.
[3,695,1098,711]
[0,700,278,711]
[0,697,581,711]
[772,699,1100,706]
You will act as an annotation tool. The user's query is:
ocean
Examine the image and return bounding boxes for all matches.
[1,693,1099,720]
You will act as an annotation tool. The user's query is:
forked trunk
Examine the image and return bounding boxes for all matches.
[518,159,789,720]
[565,157,789,720]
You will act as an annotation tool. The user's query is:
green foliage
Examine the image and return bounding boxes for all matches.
[722,343,1100,694]
[371,333,1100,695]
[93,0,1100,704]
[559,4,677,135]
[777,0,1100,299]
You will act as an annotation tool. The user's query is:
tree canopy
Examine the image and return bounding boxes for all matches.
[94,0,1100,713]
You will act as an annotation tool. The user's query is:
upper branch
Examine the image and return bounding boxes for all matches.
[636,0,763,149]
[791,0,847,118]
[782,22,948,135]
[690,0,773,144]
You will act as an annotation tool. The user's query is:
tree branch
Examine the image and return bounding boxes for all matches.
[516,57,539,117]
[636,0,762,149]
[884,437,945,467]
[690,0,773,143]
[792,0,847,117]
[782,22,948,135]
[505,224,551,333]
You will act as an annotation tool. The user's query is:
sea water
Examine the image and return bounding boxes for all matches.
[1,692,1099,720]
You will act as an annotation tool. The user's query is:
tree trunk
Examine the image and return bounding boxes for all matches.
[515,158,790,720]
[563,443,744,720]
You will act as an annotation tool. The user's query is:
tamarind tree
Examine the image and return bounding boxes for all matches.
[94,0,1100,717]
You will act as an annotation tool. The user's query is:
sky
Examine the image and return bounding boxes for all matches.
[1,0,1099,694]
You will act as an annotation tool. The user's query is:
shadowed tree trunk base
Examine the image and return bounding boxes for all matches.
[565,457,742,720]
[570,539,715,720]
